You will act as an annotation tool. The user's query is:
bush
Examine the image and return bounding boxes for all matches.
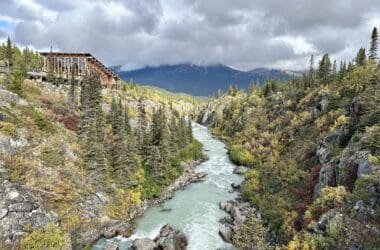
[31,109,56,133]
[20,223,70,250]
[229,144,254,166]
[41,148,64,168]
[0,122,17,137]
[233,211,269,250]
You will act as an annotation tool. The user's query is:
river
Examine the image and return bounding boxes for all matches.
[93,123,242,249]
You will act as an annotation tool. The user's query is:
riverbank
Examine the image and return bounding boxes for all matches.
[88,156,209,249]
[94,123,243,250]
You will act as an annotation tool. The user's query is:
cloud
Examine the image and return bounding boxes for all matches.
[1,0,379,70]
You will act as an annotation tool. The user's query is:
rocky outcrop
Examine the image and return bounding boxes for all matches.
[218,200,256,242]
[233,166,249,174]
[132,224,187,250]
[0,178,59,247]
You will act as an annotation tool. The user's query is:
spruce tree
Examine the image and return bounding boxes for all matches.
[68,74,76,112]
[124,106,131,135]
[79,73,107,183]
[6,36,12,66]
[355,47,366,66]
[369,27,378,60]
[317,53,332,84]
[309,54,315,87]
[187,118,193,143]
[146,145,162,180]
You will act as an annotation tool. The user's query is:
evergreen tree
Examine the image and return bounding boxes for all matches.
[79,73,107,182]
[262,79,272,97]
[146,145,162,180]
[136,98,149,162]
[68,74,76,112]
[369,27,378,60]
[317,53,332,84]
[308,54,315,87]
[332,60,337,79]
[355,47,367,66]
[124,106,131,135]
[169,116,179,154]
[187,118,193,143]
[6,36,12,66]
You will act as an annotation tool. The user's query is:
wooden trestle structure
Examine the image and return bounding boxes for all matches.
[39,52,120,89]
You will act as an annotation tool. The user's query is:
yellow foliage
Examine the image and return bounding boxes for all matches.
[20,223,70,250]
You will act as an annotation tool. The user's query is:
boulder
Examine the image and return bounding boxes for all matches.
[103,241,119,250]
[219,226,233,242]
[233,166,248,174]
[154,224,187,250]
[133,238,156,250]
[219,202,227,210]
[231,206,243,224]
[231,182,240,189]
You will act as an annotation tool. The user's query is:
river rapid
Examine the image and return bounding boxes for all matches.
[93,123,242,249]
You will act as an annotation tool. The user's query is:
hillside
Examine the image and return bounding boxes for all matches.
[113,64,295,96]
[196,54,380,248]
[0,41,208,249]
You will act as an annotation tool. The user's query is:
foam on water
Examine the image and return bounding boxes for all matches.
[92,123,242,250]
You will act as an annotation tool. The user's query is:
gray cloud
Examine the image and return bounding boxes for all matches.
[1,0,380,70]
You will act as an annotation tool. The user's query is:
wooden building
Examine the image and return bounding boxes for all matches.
[39,52,120,89]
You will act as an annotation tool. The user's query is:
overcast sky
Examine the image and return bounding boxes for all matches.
[0,0,379,71]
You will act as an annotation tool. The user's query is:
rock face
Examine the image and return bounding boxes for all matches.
[0,178,58,246]
[218,200,256,243]
[132,224,187,250]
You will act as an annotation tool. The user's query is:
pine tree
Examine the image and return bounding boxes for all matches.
[79,73,107,182]
[308,54,315,87]
[355,47,366,66]
[146,145,162,180]
[169,116,179,154]
[6,36,12,66]
[136,98,149,163]
[124,106,131,135]
[68,74,76,112]
[332,60,337,79]
[369,27,378,60]
[187,118,193,143]
[317,53,332,84]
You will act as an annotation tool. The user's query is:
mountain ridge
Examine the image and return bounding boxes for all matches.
[112,63,299,96]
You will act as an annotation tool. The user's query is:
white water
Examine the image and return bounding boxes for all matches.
[93,123,242,249]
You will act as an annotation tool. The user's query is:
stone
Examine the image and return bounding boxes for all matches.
[356,153,371,177]
[103,228,117,238]
[8,202,37,212]
[0,208,8,219]
[219,202,227,210]
[233,166,249,174]
[219,226,233,243]
[133,238,156,250]
[225,203,233,213]
[103,241,119,250]
[231,182,240,189]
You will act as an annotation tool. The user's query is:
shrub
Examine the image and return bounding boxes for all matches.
[0,122,17,137]
[233,211,269,250]
[20,223,70,250]
[229,144,254,166]
[305,186,348,221]
[41,148,64,168]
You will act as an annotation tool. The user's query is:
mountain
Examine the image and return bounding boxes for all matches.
[112,64,297,96]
